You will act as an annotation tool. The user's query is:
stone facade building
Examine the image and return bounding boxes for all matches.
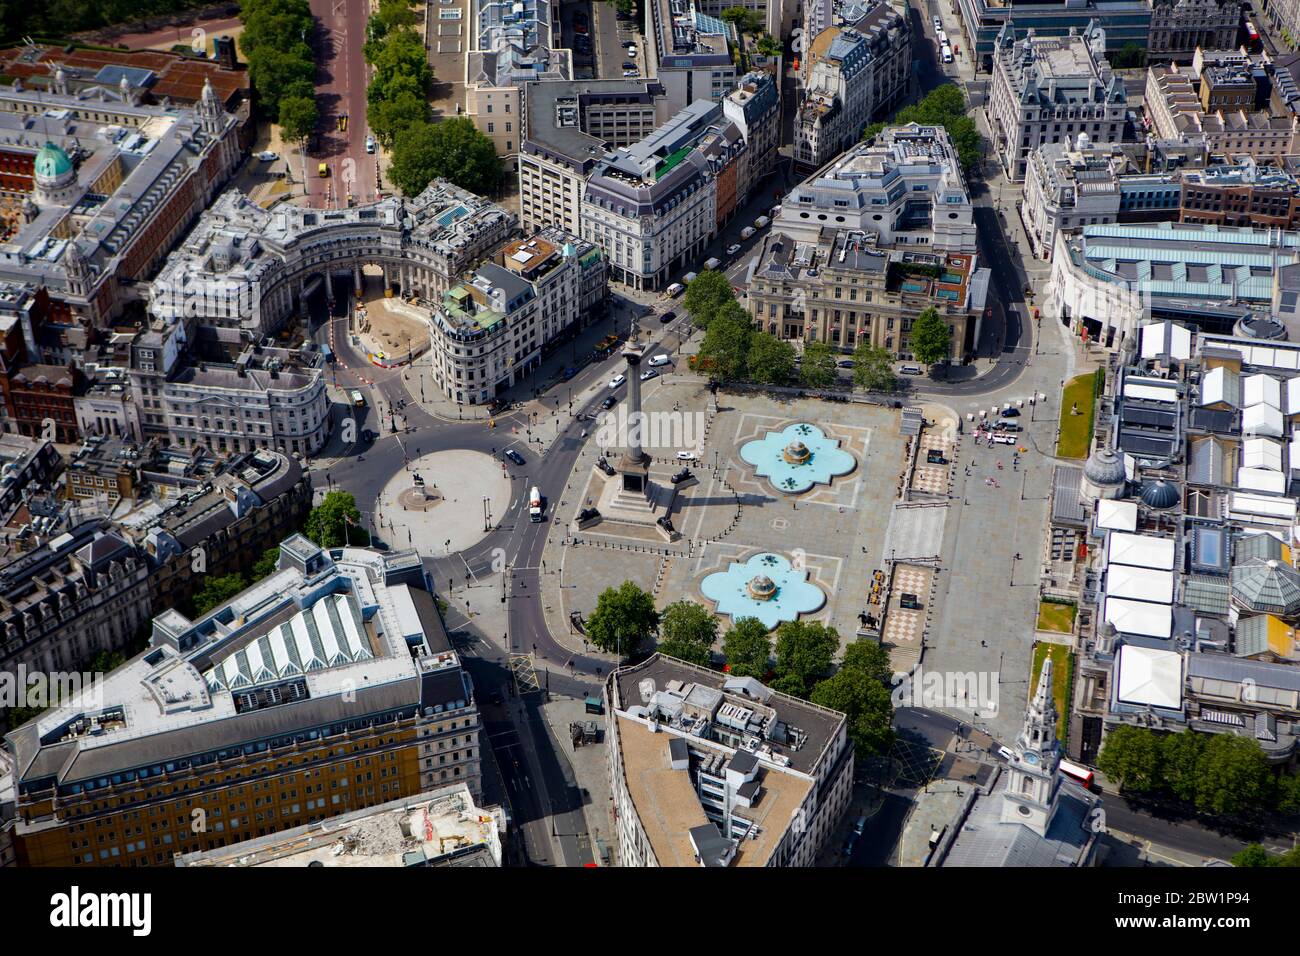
[989,20,1128,181]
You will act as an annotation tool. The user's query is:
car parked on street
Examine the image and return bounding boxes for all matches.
[726,243,741,256]
[899,364,923,375]
[640,368,658,381]
[256,150,279,162]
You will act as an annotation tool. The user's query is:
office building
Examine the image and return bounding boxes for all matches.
[429,232,604,404]
[723,72,781,200]
[120,449,311,615]
[1023,135,1182,260]
[0,517,150,680]
[1148,0,1242,63]
[955,0,1151,73]
[989,21,1128,181]
[581,101,739,290]
[4,535,482,866]
[643,0,738,113]
[796,0,911,171]
[777,124,978,251]
[465,0,570,171]
[605,654,854,867]
[1179,158,1300,229]
[519,79,672,236]
[1146,60,1300,160]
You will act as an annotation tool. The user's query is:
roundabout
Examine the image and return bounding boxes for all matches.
[376,448,513,554]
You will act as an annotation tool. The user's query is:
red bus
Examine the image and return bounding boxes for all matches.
[1059,759,1095,788]
[1246,21,1261,51]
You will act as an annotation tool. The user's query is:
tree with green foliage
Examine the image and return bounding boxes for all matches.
[1232,844,1275,867]
[1159,730,1204,803]
[304,490,367,548]
[852,341,896,391]
[840,640,893,684]
[1275,770,1300,814]
[586,581,659,657]
[389,118,502,197]
[1194,733,1270,818]
[909,307,951,367]
[252,547,281,581]
[723,617,772,678]
[862,83,982,173]
[756,33,783,57]
[811,666,895,757]
[799,340,837,388]
[278,95,319,148]
[368,91,431,148]
[698,308,753,382]
[377,0,419,30]
[656,600,718,666]
[720,5,763,33]
[240,0,317,122]
[772,620,838,699]
[683,269,736,329]
[1096,724,1163,793]
[192,573,249,616]
[747,331,796,385]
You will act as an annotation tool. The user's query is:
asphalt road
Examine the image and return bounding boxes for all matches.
[305,0,378,208]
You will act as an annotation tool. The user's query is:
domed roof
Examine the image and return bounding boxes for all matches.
[34,142,73,183]
[1232,558,1300,616]
[1138,477,1180,510]
[1083,447,1125,486]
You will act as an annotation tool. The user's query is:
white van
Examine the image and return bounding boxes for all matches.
[740,226,755,240]
[755,215,771,229]
[665,282,685,297]
[703,257,721,270]
[648,354,670,367]
[941,43,953,63]
[683,271,699,283]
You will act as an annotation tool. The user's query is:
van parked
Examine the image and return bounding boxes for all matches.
[740,226,755,240]
[648,354,670,367]
[899,364,923,375]
[703,257,721,270]
[665,282,685,297]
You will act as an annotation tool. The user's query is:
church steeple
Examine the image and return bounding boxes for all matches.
[999,657,1062,836]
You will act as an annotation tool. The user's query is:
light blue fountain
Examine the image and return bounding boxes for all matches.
[739,422,856,494]
[700,552,826,631]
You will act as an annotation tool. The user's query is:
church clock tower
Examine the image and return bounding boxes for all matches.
[1000,657,1061,836]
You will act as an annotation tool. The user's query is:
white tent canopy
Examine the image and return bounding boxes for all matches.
[1106,531,1176,570]
[1095,499,1138,532]
[1115,644,1183,709]
[1244,372,1282,411]
[1104,597,1173,638]
[1106,564,1174,604]
[1243,403,1285,438]
[1199,365,1238,408]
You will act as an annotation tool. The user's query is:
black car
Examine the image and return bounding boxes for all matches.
[671,467,691,484]
[597,457,616,476]
[504,448,526,466]
[1001,407,1021,417]
[660,310,677,324]
[600,395,617,410]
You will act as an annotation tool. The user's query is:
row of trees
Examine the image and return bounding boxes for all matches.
[362,0,502,197]
[585,580,895,757]
[683,271,949,390]
[240,0,319,140]
[863,83,981,174]
[1097,724,1300,820]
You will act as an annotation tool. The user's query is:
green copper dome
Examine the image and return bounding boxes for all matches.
[34,142,73,182]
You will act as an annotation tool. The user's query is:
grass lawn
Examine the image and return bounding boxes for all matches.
[1056,372,1099,459]
[1036,601,1077,634]
[1030,643,1074,744]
